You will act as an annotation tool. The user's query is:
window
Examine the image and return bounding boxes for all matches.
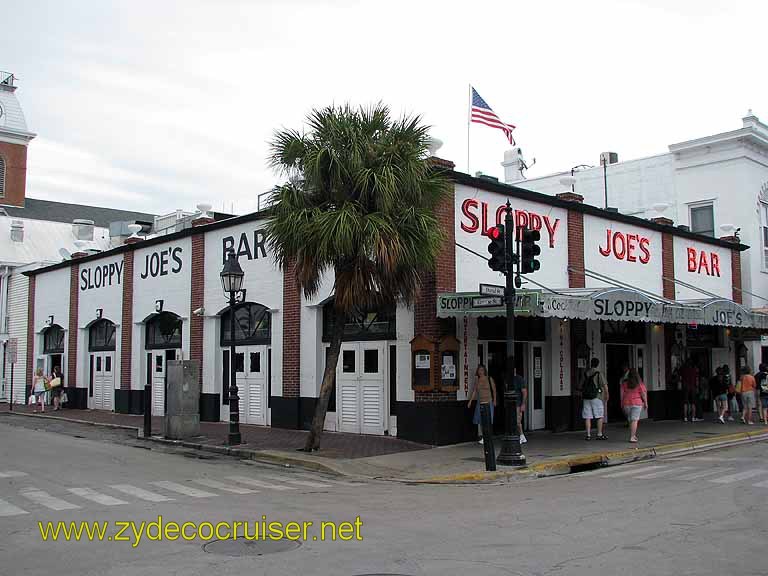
[145,312,182,350]
[88,319,116,352]
[43,325,65,354]
[364,349,379,374]
[0,154,5,198]
[761,203,768,270]
[690,204,714,237]
[342,350,356,373]
[322,300,396,342]
[220,303,271,346]
[250,352,261,374]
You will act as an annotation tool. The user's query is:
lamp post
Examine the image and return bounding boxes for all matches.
[221,250,245,446]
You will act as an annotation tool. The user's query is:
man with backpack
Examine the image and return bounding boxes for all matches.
[755,364,768,425]
[582,358,608,440]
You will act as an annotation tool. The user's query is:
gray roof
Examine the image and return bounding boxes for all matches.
[0,198,155,228]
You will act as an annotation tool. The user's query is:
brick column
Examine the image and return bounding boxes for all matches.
[25,275,35,398]
[651,217,675,300]
[120,252,134,396]
[720,235,742,304]
[556,192,585,288]
[68,264,80,402]
[190,232,205,391]
[282,258,301,400]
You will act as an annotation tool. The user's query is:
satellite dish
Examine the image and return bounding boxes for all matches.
[58,247,71,261]
[127,223,142,236]
[196,203,212,218]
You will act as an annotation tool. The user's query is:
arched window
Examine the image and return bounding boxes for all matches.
[0,154,5,198]
[220,303,271,346]
[43,324,65,354]
[88,319,116,352]
[145,312,182,350]
[322,300,396,342]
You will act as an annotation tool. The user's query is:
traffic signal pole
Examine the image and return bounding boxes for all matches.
[497,202,526,467]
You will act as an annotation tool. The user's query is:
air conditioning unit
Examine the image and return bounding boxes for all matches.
[600,152,618,166]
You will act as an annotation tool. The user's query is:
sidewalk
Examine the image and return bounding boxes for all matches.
[3,403,767,482]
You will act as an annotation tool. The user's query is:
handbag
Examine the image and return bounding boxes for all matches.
[49,377,61,389]
[736,381,743,394]
[28,394,36,405]
[61,391,68,405]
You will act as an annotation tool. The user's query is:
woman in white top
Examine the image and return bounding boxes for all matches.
[32,368,48,413]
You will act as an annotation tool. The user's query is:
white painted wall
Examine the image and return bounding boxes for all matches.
[6,272,28,404]
[672,236,733,301]
[549,319,571,397]
[32,266,70,352]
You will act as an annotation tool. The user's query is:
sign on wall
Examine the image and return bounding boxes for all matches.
[80,261,123,291]
[138,246,183,279]
[673,237,732,300]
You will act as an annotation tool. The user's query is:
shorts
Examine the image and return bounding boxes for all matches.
[582,398,604,420]
[473,401,494,425]
[761,397,768,409]
[683,389,697,404]
[714,394,728,403]
[624,405,643,421]
[742,393,756,410]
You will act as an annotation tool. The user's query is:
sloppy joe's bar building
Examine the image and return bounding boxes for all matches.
[23,162,763,445]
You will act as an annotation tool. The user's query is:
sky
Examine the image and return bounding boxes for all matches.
[2,0,766,216]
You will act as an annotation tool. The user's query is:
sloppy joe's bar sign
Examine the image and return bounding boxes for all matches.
[139,246,183,279]
[541,289,662,322]
[459,199,562,248]
[80,261,123,291]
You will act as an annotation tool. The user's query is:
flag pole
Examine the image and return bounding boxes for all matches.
[467,84,471,173]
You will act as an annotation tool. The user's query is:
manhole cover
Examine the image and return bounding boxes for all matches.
[203,537,301,556]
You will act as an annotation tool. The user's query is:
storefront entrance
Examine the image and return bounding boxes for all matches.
[145,312,183,416]
[482,341,527,433]
[337,342,386,435]
[605,344,632,421]
[88,319,116,411]
[235,345,268,426]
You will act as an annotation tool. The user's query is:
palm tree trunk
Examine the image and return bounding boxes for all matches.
[304,312,346,451]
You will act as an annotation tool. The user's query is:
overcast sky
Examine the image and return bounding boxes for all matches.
[3,0,766,216]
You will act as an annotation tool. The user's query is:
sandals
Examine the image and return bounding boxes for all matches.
[629,436,638,443]
[596,435,608,440]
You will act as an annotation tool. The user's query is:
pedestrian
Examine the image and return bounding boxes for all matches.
[621,368,648,443]
[755,364,767,424]
[724,364,737,421]
[709,366,729,424]
[512,367,528,444]
[31,368,48,413]
[582,358,608,440]
[49,366,63,411]
[737,366,756,425]
[680,359,701,422]
[467,365,497,445]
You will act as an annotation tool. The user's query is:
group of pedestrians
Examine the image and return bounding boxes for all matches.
[467,364,528,446]
[30,366,65,413]
[691,361,768,425]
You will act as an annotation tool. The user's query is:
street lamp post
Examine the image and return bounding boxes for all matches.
[221,250,245,446]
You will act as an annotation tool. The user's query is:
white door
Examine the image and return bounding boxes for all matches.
[529,345,546,430]
[337,342,386,435]
[150,350,177,416]
[234,346,267,426]
[90,352,114,410]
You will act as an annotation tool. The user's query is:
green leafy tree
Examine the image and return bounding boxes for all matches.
[266,103,450,451]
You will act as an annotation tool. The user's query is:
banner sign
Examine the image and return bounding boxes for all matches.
[437,290,539,318]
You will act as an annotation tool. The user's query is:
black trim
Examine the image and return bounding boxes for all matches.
[42,325,65,354]
[647,390,666,420]
[299,397,317,431]
[200,393,221,422]
[396,401,475,445]
[115,389,130,414]
[220,303,271,346]
[389,345,397,416]
[67,387,88,410]
[270,396,300,429]
[88,319,116,352]
[546,395,572,432]
[145,312,183,350]
[452,170,750,251]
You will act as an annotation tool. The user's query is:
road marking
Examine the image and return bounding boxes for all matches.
[751,479,768,488]
[193,478,257,494]
[710,469,768,484]
[21,489,80,511]
[151,481,216,498]
[601,465,670,478]
[68,487,128,506]
[676,468,734,481]
[110,484,174,502]
[226,476,296,491]
[261,474,333,488]
[634,466,695,479]
[0,498,28,517]
[0,471,28,479]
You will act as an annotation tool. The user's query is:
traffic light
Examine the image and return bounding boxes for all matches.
[520,227,541,274]
[487,225,506,272]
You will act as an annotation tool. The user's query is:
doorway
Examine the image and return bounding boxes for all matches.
[485,341,526,434]
[336,342,386,435]
[605,344,632,421]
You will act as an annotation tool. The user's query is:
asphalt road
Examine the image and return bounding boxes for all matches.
[0,414,766,576]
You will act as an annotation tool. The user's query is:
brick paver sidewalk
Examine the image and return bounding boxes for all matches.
[0,403,427,460]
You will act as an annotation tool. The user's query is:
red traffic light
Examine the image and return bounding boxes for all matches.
[488,227,502,240]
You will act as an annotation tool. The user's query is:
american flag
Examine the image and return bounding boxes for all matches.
[471,87,516,145]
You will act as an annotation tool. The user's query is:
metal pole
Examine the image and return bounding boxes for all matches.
[144,382,151,437]
[9,363,13,411]
[497,202,526,466]
[228,292,242,445]
[603,161,608,209]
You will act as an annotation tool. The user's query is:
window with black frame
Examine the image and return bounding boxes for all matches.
[220,303,271,345]
[88,319,116,352]
[322,300,397,342]
[43,325,65,354]
[145,312,183,350]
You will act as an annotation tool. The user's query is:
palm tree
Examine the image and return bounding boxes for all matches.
[266,103,450,451]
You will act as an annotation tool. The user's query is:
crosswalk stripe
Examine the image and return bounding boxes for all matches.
[150,481,216,498]
[110,484,174,502]
[676,468,734,481]
[0,471,28,479]
[193,479,257,494]
[602,465,670,478]
[226,476,296,491]
[21,489,80,511]
[261,474,333,488]
[710,469,768,484]
[751,479,768,488]
[0,498,28,517]
[68,487,128,506]
[634,466,695,479]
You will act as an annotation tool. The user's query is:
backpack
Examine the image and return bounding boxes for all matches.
[582,370,602,400]
[758,372,768,394]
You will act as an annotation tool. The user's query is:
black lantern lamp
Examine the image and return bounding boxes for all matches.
[221,250,245,445]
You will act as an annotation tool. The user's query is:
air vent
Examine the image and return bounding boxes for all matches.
[73,219,95,241]
[10,219,23,242]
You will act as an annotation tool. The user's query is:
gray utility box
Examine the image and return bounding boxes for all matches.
[163,360,200,440]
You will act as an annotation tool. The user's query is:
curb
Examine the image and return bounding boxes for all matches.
[1,410,142,432]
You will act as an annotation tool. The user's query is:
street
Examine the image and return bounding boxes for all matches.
[0,416,766,576]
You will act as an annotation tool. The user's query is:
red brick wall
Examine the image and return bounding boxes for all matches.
[68,265,79,388]
[120,252,133,390]
[190,233,205,387]
[0,141,28,208]
[731,249,742,304]
[282,258,301,398]
[661,232,675,299]
[413,182,457,401]
[25,275,35,389]
[556,193,585,288]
